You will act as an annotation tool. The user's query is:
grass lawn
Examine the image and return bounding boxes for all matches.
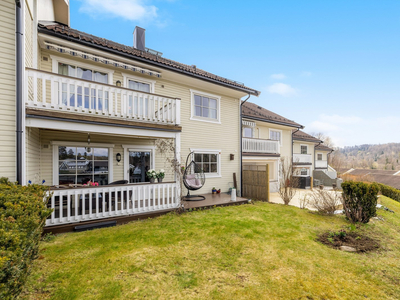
[22,196,400,300]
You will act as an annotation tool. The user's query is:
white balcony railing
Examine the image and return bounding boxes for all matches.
[46,182,178,226]
[242,138,279,154]
[315,160,328,168]
[293,153,312,163]
[26,68,181,125]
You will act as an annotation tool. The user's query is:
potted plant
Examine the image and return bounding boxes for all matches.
[212,187,217,194]
[146,169,157,183]
[157,169,165,183]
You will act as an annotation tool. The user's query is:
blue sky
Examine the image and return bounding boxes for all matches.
[70,0,400,147]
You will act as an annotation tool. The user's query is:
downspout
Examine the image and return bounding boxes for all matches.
[240,94,251,196]
[16,0,23,184]
[291,127,301,165]
[314,141,322,171]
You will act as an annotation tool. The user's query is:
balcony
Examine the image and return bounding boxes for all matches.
[25,68,181,126]
[242,137,280,154]
[293,153,312,164]
[315,160,328,168]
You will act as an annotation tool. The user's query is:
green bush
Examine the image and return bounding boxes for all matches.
[376,183,400,202]
[0,177,52,299]
[341,181,379,223]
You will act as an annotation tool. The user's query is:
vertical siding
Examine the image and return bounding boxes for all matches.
[0,0,16,181]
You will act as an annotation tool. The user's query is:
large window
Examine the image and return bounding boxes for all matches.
[191,149,221,177]
[190,90,220,123]
[270,129,282,145]
[58,146,109,185]
[128,80,150,93]
[57,62,109,110]
[301,145,308,154]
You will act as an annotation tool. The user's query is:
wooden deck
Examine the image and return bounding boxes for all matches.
[43,193,250,234]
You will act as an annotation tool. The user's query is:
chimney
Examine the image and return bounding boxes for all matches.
[133,26,146,51]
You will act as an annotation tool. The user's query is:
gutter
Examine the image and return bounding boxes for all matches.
[243,115,304,129]
[15,0,23,184]
[38,28,261,97]
[239,94,251,196]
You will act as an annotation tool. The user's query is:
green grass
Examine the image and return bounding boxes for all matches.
[21,196,400,300]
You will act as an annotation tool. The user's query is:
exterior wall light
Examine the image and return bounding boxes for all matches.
[116,153,121,162]
[116,80,122,87]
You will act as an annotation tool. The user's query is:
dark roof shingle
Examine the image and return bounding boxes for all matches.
[292,130,322,143]
[315,144,334,152]
[242,101,303,128]
[38,22,260,96]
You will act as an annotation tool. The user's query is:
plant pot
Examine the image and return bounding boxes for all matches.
[149,178,155,183]
[157,178,163,183]
[212,189,217,194]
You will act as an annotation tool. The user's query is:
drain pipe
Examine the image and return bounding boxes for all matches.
[15,0,23,184]
[239,94,251,196]
[291,127,301,165]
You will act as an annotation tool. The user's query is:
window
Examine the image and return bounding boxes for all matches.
[58,146,109,185]
[317,153,323,160]
[300,168,308,176]
[57,62,109,110]
[190,90,221,123]
[270,129,282,146]
[301,145,308,154]
[243,127,253,138]
[191,149,221,177]
[128,80,150,93]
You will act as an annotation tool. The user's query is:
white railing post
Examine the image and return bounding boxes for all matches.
[175,99,181,125]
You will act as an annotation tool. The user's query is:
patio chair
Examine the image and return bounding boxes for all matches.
[182,152,206,201]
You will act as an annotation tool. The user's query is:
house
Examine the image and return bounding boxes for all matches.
[340,168,400,190]
[0,0,260,229]
[292,130,336,187]
[241,101,303,192]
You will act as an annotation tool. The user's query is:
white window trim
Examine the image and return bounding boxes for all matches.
[300,144,308,155]
[122,145,156,181]
[269,128,283,146]
[50,55,114,85]
[190,89,221,124]
[121,72,156,93]
[190,148,222,178]
[52,141,114,185]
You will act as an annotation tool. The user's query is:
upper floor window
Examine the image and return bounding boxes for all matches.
[243,127,253,138]
[58,63,108,84]
[270,129,282,145]
[190,90,221,124]
[317,153,323,160]
[301,145,308,154]
[128,80,151,93]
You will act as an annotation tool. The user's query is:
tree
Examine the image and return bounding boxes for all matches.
[309,132,334,148]
[278,157,299,205]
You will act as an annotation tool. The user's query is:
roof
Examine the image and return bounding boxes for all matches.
[315,144,334,152]
[38,22,260,96]
[345,169,399,176]
[242,101,303,128]
[292,130,322,143]
[342,169,400,189]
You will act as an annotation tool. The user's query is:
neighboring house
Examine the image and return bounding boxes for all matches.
[241,102,303,192]
[292,130,336,187]
[1,0,260,229]
[341,169,400,190]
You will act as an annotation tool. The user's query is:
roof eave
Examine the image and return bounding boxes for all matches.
[38,27,261,96]
[242,115,304,129]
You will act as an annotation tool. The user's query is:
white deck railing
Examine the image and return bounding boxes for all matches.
[46,182,178,226]
[26,68,181,125]
[293,153,312,163]
[242,138,279,154]
[315,160,328,168]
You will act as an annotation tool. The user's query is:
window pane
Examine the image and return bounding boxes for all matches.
[244,127,252,138]
[94,174,108,185]
[195,106,201,116]
[58,63,69,76]
[94,161,108,174]
[59,147,76,160]
[59,161,76,175]
[77,67,92,80]
[59,175,75,185]
[210,163,217,173]
[94,148,108,160]
[129,80,150,93]
[203,163,209,173]
[209,99,217,109]
[194,95,201,106]
[194,153,202,162]
[210,109,217,119]
[202,97,209,107]
[202,107,209,118]
[94,71,108,84]
[128,151,151,183]
[210,154,217,162]
[77,175,93,185]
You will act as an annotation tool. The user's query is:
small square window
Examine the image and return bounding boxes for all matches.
[243,127,253,138]
[191,90,220,123]
[301,145,308,154]
[317,154,323,160]
[270,130,281,144]
[192,151,220,177]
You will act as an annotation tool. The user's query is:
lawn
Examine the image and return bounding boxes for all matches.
[22,196,400,300]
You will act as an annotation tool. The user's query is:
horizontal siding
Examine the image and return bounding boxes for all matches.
[0,0,16,181]
[26,127,41,183]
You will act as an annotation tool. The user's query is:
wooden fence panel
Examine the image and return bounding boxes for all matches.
[243,165,270,201]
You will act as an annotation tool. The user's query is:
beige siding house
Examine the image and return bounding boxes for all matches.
[1,0,260,229]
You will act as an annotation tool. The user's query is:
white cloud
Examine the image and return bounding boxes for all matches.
[270,73,286,79]
[266,83,297,96]
[301,71,312,77]
[78,0,158,22]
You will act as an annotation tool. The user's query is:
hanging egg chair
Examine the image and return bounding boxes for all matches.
[182,152,206,201]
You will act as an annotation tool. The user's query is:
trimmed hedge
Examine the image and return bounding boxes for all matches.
[0,178,52,299]
[376,183,400,202]
[342,181,379,223]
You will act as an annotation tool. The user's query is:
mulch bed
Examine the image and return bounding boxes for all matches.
[317,230,380,252]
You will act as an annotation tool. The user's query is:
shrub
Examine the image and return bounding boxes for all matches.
[0,177,52,299]
[376,183,400,202]
[341,181,379,223]
[309,189,342,214]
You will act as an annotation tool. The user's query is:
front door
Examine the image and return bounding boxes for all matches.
[128,150,151,183]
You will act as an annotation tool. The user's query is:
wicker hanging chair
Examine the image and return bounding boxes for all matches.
[182,152,206,201]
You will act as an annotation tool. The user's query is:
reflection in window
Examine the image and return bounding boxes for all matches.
[58,146,109,185]
[129,151,151,183]
[193,153,218,174]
